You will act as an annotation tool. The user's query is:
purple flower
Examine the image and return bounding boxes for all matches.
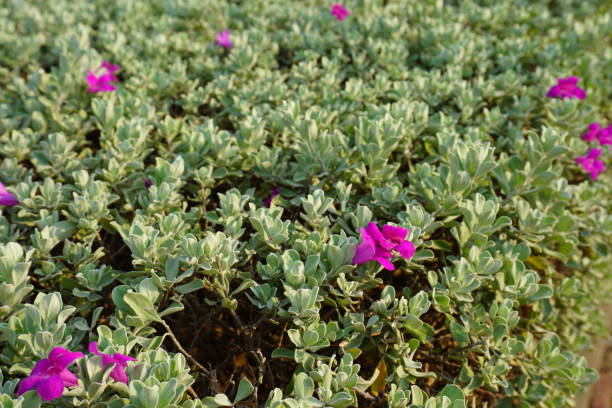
[582,123,602,142]
[582,123,612,146]
[331,4,350,21]
[88,342,136,384]
[581,123,612,146]
[575,148,605,180]
[352,222,416,270]
[264,187,281,207]
[0,182,19,206]
[215,30,232,49]
[87,61,120,93]
[546,76,586,100]
[17,347,84,401]
[143,177,153,189]
[598,126,612,146]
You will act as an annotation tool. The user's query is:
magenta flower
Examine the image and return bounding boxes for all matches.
[575,148,606,180]
[331,4,350,21]
[352,222,416,270]
[546,76,586,100]
[17,347,83,401]
[88,342,136,384]
[598,126,612,146]
[87,61,120,93]
[264,187,281,207]
[0,182,19,206]
[215,30,232,49]
[352,227,393,270]
[143,177,153,189]
[582,123,602,142]
[582,123,612,146]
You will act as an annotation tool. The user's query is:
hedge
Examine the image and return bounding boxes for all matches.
[0,0,611,407]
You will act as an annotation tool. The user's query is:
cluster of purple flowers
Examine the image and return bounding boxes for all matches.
[85,4,350,93]
[352,76,607,270]
[213,4,350,49]
[17,344,135,401]
[546,76,609,180]
[582,123,612,146]
[578,123,610,179]
[3,6,609,403]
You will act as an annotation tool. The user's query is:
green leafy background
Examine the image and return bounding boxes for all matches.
[0,0,611,407]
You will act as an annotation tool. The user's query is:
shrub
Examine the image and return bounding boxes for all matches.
[1,0,611,407]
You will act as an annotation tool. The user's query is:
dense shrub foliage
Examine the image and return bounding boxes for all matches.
[1,0,611,407]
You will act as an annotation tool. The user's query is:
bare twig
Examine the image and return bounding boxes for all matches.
[354,387,376,401]
[251,349,266,384]
[229,308,247,334]
[161,320,211,376]
[187,386,199,399]
[189,312,213,351]
[277,321,288,348]
[250,309,274,330]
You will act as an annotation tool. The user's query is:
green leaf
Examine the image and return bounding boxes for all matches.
[527,285,553,302]
[294,372,314,399]
[234,378,255,403]
[176,279,205,294]
[438,384,465,403]
[123,292,161,322]
[213,394,232,406]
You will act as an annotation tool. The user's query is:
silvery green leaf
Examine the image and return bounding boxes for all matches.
[123,292,162,323]
[234,377,255,403]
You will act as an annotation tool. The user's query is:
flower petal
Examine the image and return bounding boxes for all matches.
[365,222,394,250]
[560,76,579,85]
[582,123,601,141]
[381,225,408,244]
[264,187,281,207]
[0,183,19,206]
[598,127,612,146]
[0,192,19,206]
[101,61,120,73]
[88,342,102,356]
[395,241,416,259]
[588,148,602,159]
[374,256,395,271]
[17,374,47,396]
[109,365,129,384]
[352,229,375,264]
[59,369,79,388]
[572,88,586,100]
[86,71,97,84]
[374,246,391,259]
[37,375,65,401]
[546,86,560,98]
[31,359,53,375]
[112,353,137,365]
[49,347,84,369]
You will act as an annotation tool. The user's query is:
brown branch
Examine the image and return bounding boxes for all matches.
[161,320,211,376]
[187,386,199,399]
[354,387,376,401]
